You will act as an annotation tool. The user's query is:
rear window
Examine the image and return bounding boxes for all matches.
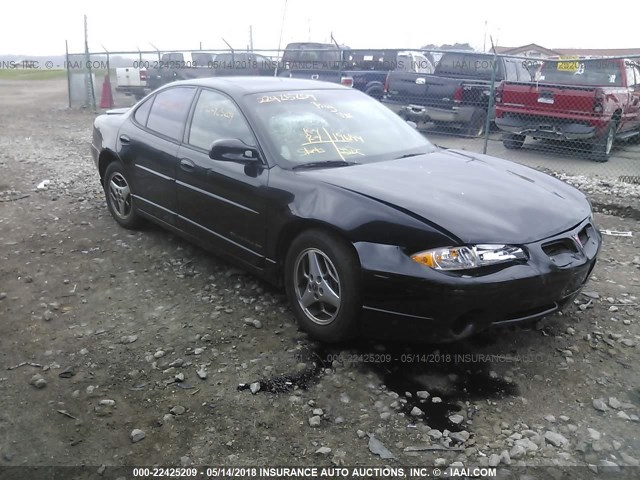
[539,60,623,86]
[435,53,500,79]
[191,52,215,66]
[282,45,342,67]
[146,87,196,141]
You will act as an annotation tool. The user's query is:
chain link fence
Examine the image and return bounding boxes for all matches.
[67,47,640,182]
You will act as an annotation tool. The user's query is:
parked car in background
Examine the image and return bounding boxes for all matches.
[91,77,600,343]
[115,67,147,100]
[495,58,640,161]
[207,52,276,77]
[145,51,275,91]
[145,51,217,91]
[382,52,532,136]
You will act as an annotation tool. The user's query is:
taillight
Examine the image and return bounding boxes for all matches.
[139,69,147,81]
[495,81,504,104]
[593,88,604,113]
[340,76,354,88]
[383,72,390,93]
[453,86,464,103]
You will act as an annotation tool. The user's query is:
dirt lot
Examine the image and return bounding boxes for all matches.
[0,78,639,479]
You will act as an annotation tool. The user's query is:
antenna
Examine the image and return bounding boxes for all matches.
[275,0,288,76]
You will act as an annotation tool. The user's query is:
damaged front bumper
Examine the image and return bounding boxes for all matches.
[354,218,601,342]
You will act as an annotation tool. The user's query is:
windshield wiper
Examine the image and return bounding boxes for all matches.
[394,152,428,159]
[292,160,359,170]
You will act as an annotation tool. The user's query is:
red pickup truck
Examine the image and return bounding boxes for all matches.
[495,58,640,161]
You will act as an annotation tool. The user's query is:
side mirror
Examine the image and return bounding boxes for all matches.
[406,120,418,129]
[209,138,261,164]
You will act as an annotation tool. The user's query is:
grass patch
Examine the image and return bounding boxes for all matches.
[0,69,68,80]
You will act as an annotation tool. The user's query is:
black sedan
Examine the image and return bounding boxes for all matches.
[91,77,601,343]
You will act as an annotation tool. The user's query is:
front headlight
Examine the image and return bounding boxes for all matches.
[411,244,527,271]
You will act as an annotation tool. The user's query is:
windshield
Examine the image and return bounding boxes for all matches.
[246,89,435,168]
[539,60,623,86]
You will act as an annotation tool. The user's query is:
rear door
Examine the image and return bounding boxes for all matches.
[119,86,196,226]
[176,88,269,268]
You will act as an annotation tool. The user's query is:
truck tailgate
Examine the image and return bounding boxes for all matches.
[386,72,465,107]
[501,82,597,115]
[283,69,342,83]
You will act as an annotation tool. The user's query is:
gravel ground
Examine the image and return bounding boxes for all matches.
[0,78,639,479]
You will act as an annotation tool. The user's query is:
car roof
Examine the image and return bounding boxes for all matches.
[167,76,349,96]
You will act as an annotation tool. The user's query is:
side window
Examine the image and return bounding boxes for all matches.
[504,59,518,81]
[625,64,636,87]
[634,66,640,87]
[133,97,153,126]
[188,90,255,151]
[146,87,196,141]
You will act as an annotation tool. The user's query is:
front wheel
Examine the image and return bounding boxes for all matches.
[590,121,616,162]
[104,162,142,229]
[284,230,362,343]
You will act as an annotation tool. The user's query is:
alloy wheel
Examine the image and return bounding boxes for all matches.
[293,248,341,325]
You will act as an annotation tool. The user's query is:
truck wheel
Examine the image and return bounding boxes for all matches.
[364,86,384,100]
[465,110,487,137]
[503,133,525,150]
[590,121,616,162]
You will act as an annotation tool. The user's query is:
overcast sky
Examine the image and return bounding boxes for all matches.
[1,0,637,56]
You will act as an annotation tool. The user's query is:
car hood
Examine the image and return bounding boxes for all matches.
[298,149,591,244]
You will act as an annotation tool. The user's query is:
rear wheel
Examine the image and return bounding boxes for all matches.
[104,162,142,229]
[590,121,616,162]
[284,230,362,343]
[465,109,487,137]
[503,133,526,150]
[364,86,383,100]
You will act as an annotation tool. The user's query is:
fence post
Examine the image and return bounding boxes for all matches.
[482,51,499,155]
[65,40,71,108]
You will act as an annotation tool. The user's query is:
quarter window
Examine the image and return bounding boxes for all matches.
[146,87,196,141]
[188,90,255,150]
[133,98,152,126]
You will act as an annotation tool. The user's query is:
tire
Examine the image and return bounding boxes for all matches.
[103,162,142,229]
[465,109,487,137]
[284,229,362,343]
[590,121,616,162]
[364,86,383,100]
[503,133,526,150]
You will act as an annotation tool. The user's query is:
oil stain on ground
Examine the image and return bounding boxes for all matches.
[239,334,519,434]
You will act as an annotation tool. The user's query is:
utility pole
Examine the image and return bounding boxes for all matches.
[84,15,96,111]
[249,26,254,52]
[483,20,487,53]
[275,0,289,76]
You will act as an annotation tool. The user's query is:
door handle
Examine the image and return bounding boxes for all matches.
[119,134,131,144]
[180,158,196,171]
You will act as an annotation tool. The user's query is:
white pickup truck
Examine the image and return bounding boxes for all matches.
[115,67,147,100]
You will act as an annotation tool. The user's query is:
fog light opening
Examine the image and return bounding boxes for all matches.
[451,311,483,336]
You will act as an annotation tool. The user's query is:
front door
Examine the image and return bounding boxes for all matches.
[176,88,269,268]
